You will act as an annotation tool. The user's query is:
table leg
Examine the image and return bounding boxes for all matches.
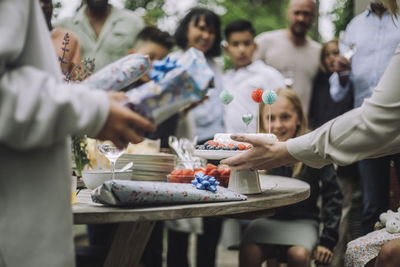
[103,221,156,267]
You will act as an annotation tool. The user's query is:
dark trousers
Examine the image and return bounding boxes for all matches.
[86,222,163,267]
[167,217,222,267]
[359,156,391,234]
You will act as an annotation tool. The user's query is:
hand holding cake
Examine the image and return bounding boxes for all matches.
[222,88,303,170]
[220,134,296,170]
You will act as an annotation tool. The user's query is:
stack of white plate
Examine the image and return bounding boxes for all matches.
[116,153,176,182]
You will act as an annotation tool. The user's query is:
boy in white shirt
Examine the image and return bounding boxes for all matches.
[223,20,285,133]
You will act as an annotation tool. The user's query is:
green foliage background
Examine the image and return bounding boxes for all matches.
[125,0,289,35]
[331,0,354,38]
[124,0,354,41]
[124,0,354,68]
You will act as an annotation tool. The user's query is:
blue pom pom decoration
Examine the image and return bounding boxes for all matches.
[262,90,277,105]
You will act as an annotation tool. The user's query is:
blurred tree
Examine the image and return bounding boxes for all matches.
[125,0,166,25]
[125,0,289,34]
[215,0,289,35]
[330,0,354,38]
[124,0,324,68]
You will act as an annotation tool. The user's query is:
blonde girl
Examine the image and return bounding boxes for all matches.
[240,88,343,267]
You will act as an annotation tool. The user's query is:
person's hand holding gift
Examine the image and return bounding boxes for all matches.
[96,92,156,149]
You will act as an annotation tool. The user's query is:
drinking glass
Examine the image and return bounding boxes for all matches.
[96,140,126,180]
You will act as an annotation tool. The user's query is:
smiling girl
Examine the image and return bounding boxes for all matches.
[239,88,343,267]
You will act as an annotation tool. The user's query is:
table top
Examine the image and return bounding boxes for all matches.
[72,174,310,224]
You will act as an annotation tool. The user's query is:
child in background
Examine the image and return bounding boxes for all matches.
[126,26,177,149]
[223,19,284,133]
[308,39,353,129]
[86,26,175,267]
[308,39,357,267]
[239,88,342,267]
[166,8,224,267]
[127,26,175,85]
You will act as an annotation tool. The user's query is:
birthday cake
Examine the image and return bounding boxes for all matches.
[195,88,278,154]
[196,133,277,151]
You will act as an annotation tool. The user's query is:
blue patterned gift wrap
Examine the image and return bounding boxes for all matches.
[82,53,151,91]
[91,180,247,207]
[125,48,214,125]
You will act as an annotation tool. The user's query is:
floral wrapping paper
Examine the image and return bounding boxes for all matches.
[82,53,151,91]
[125,47,214,125]
[91,180,247,207]
[345,228,400,266]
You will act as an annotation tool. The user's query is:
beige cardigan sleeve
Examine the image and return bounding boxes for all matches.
[287,44,400,168]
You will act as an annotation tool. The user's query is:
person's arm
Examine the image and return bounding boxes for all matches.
[288,43,400,168]
[69,31,82,72]
[221,136,297,170]
[222,44,400,170]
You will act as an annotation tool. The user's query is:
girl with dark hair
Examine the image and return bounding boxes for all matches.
[170,7,224,143]
[165,7,225,267]
[174,7,222,58]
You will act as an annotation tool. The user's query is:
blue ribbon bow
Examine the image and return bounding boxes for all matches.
[192,172,220,192]
[148,57,178,83]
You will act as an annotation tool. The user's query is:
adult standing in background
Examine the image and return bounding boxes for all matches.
[221,0,400,195]
[58,0,144,72]
[166,8,225,267]
[329,0,400,235]
[253,0,321,114]
[172,7,225,143]
[0,1,155,266]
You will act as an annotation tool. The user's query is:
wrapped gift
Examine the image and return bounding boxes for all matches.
[82,53,151,91]
[125,48,214,124]
[91,180,247,207]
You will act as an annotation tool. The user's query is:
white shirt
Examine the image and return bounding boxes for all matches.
[223,60,285,133]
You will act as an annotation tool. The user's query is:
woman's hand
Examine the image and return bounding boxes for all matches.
[220,134,298,170]
[313,245,333,265]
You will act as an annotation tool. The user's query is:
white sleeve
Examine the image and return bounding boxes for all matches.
[287,44,400,168]
[0,0,109,150]
[329,72,351,102]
